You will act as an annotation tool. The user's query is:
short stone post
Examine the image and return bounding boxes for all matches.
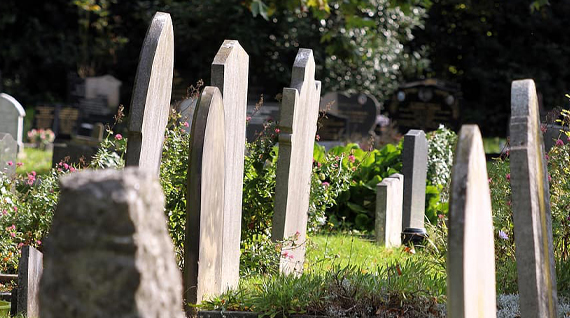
[375,173,403,247]
[183,86,226,309]
[39,168,184,318]
[17,245,43,318]
[272,49,321,274]
[447,125,496,318]
[125,12,174,174]
[510,79,558,317]
[401,129,428,242]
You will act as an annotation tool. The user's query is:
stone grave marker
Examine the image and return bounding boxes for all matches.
[39,168,184,318]
[0,133,17,176]
[401,129,428,242]
[447,125,496,318]
[0,93,25,152]
[272,49,321,274]
[375,173,403,248]
[85,74,122,108]
[17,245,43,318]
[125,12,174,174]
[319,92,379,138]
[510,79,558,318]
[211,39,249,290]
[183,86,225,309]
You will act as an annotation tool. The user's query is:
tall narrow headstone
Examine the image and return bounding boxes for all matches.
[125,12,174,174]
[0,93,25,153]
[0,133,17,176]
[447,125,496,318]
[401,129,428,242]
[510,79,558,318]
[375,173,404,247]
[17,246,43,318]
[39,168,184,318]
[272,49,321,274]
[183,86,226,309]
[211,40,249,290]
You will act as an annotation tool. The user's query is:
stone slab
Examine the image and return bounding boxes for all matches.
[402,129,427,230]
[375,173,403,248]
[17,245,43,318]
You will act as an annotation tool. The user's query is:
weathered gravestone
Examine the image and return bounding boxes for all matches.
[183,86,226,309]
[125,12,174,174]
[85,74,122,108]
[272,49,321,274]
[447,125,496,318]
[510,79,558,318]
[0,93,25,152]
[319,92,379,139]
[0,133,17,176]
[17,246,42,318]
[39,168,184,318]
[401,129,428,242]
[375,173,403,248]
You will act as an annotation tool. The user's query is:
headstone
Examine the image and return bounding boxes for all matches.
[319,92,379,138]
[34,106,55,131]
[17,246,43,318]
[272,49,321,274]
[375,173,403,248]
[245,101,280,142]
[0,93,25,152]
[183,86,225,308]
[125,12,174,174]
[316,112,348,141]
[510,79,558,318]
[401,129,428,242]
[39,168,184,318]
[0,133,17,176]
[447,125,496,318]
[211,39,249,290]
[85,74,122,107]
[57,107,80,136]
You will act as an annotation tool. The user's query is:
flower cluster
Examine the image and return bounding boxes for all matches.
[27,128,55,149]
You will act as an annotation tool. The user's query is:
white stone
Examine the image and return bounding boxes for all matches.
[0,93,25,153]
[375,173,403,248]
[85,74,122,108]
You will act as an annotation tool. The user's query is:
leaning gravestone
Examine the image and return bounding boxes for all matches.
[447,125,496,318]
[401,129,428,242]
[272,49,321,274]
[510,79,558,318]
[125,12,174,174]
[0,133,17,176]
[39,168,184,318]
[183,86,225,309]
[375,173,404,248]
[0,93,25,153]
[17,246,42,318]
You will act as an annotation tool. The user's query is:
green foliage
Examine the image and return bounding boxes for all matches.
[18,148,53,176]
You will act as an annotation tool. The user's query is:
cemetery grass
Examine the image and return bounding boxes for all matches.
[199,233,446,317]
[18,147,52,175]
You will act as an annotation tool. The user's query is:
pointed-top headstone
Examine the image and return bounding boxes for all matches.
[125,12,174,174]
[211,40,249,290]
[510,79,558,318]
[447,125,496,318]
[272,49,321,274]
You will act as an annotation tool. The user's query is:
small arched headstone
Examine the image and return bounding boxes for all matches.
[0,93,25,153]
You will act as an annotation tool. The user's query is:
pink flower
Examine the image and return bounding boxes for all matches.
[322,181,330,187]
[183,122,189,128]
[7,161,13,166]
[10,232,16,238]
[8,225,15,231]
[295,230,301,236]
[315,134,320,141]
[488,178,492,183]
[507,201,511,206]
[556,139,564,147]
[317,162,322,168]
[274,128,280,134]
[63,163,69,170]
[115,134,123,141]
[1,210,7,216]
[13,206,17,212]
[438,214,444,219]
[70,167,76,172]
[348,155,355,163]
[548,174,552,182]
[541,124,547,133]
[506,173,510,181]
[36,240,41,245]
[282,251,290,258]
[246,116,252,122]
[545,155,549,161]
[17,243,23,248]
[27,173,36,185]
[16,162,23,167]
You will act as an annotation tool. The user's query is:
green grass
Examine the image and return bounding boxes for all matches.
[17,147,52,175]
[482,137,506,154]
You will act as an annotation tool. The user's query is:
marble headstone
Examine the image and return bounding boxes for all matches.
[447,125,496,318]
[375,173,404,248]
[272,49,321,274]
[0,93,25,152]
[125,12,174,174]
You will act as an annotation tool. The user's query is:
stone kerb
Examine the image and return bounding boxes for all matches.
[0,93,25,153]
[375,173,403,248]
[447,125,496,318]
[183,86,226,310]
[211,40,249,291]
[401,129,428,242]
[125,12,174,174]
[39,168,184,318]
[17,245,42,318]
[272,48,321,275]
[510,79,558,318]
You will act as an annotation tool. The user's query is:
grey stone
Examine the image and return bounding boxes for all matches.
[510,79,558,318]
[0,133,17,176]
[447,125,496,318]
[375,173,403,248]
[183,86,226,308]
[319,91,379,138]
[402,129,428,230]
[39,168,184,318]
[0,93,25,153]
[211,39,249,291]
[176,97,197,134]
[272,49,321,274]
[125,12,174,174]
[17,246,43,318]
[84,75,122,108]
